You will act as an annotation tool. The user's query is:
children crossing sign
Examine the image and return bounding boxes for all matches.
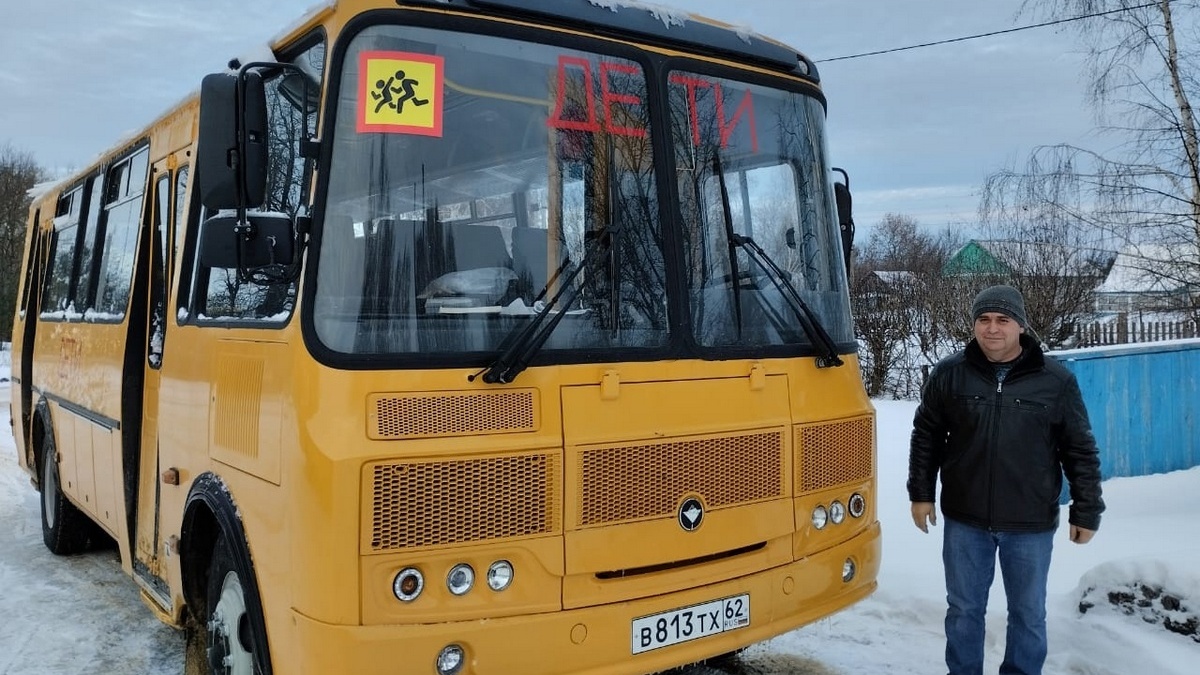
[357,51,444,136]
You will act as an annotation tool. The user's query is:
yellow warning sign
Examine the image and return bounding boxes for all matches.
[358,51,444,136]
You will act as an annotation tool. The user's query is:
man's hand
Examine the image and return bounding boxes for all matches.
[911,502,937,533]
[1070,525,1096,544]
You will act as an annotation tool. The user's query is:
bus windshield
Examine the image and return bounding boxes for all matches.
[669,71,854,349]
[316,24,667,357]
[313,21,853,361]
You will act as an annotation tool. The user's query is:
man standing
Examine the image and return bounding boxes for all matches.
[908,285,1105,675]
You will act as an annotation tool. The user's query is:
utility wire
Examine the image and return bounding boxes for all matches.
[815,1,1161,63]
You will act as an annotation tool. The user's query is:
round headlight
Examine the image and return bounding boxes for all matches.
[436,644,465,675]
[811,505,828,530]
[487,560,514,591]
[447,563,475,596]
[849,492,866,518]
[830,500,846,525]
[393,567,424,602]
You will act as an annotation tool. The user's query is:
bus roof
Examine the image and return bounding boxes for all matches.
[33,0,819,207]
[447,0,818,79]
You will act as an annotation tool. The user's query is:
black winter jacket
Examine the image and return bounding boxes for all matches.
[907,334,1105,532]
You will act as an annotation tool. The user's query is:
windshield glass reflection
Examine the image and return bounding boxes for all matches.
[315,25,667,357]
[669,71,854,349]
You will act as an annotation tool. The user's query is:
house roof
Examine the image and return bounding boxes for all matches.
[1095,244,1200,294]
[871,270,916,285]
[944,239,1115,277]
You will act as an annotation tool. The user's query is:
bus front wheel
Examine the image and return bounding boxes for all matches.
[39,433,97,555]
[205,533,261,675]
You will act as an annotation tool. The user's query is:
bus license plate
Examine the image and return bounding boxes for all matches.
[631,594,750,654]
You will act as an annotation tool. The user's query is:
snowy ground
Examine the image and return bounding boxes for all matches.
[1,345,1197,674]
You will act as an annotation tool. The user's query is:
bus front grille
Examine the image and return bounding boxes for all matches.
[795,416,874,494]
[368,389,537,440]
[368,452,561,551]
[575,430,786,527]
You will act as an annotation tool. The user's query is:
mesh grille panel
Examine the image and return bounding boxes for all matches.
[214,356,263,458]
[796,416,874,493]
[369,390,536,439]
[577,431,784,527]
[370,453,560,551]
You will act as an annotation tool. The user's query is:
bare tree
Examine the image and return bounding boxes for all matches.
[991,1,1200,316]
[916,226,974,362]
[851,214,960,398]
[981,149,1118,346]
[0,143,45,341]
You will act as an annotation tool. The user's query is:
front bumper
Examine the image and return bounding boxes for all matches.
[284,523,881,675]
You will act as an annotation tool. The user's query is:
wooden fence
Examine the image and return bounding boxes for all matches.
[1072,319,1198,347]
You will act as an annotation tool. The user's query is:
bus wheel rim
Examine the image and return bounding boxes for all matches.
[208,571,254,675]
[42,457,57,529]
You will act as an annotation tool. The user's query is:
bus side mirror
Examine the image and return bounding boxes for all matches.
[833,168,854,277]
[197,71,269,211]
[199,212,295,269]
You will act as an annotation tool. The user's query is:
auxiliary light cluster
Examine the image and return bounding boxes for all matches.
[809,492,868,585]
[392,560,516,675]
[392,560,515,603]
[810,491,867,531]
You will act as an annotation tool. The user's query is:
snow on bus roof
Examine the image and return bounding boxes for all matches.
[588,0,759,43]
[588,0,688,29]
[263,1,336,59]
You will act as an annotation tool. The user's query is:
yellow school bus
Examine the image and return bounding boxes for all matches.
[8,1,879,673]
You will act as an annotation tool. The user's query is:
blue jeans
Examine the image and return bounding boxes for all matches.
[943,517,1055,675]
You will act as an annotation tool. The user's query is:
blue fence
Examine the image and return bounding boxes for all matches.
[1049,339,1200,480]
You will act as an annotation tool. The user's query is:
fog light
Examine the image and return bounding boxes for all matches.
[848,492,866,518]
[842,558,857,583]
[435,644,465,675]
[487,560,514,591]
[812,505,828,530]
[392,568,423,602]
[830,500,846,525]
[447,563,475,596]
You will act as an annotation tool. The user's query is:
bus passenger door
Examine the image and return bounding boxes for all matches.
[13,211,48,466]
[131,155,180,608]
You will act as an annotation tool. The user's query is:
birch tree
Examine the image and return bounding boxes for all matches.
[985,0,1200,317]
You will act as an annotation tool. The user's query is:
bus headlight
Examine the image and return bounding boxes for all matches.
[487,560,514,591]
[830,500,846,525]
[447,563,475,596]
[849,492,866,518]
[436,644,465,675]
[393,567,424,602]
[812,505,828,530]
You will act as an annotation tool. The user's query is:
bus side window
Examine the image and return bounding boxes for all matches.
[185,36,323,325]
[198,266,293,321]
[149,173,170,367]
[17,209,40,319]
[172,166,189,288]
[92,146,151,319]
[41,190,81,316]
[76,175,104,309]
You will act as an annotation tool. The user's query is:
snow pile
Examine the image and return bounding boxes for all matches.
[1077,560,1200,644]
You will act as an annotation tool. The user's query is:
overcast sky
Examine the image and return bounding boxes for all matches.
[0,0,1101,235]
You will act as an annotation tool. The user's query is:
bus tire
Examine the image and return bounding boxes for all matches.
[39,432,96,555]
[205,532,269,675]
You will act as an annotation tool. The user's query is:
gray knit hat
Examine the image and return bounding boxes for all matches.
[971,285,1028,328]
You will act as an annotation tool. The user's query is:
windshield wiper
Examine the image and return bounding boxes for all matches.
[711,154,843,368]
[732,233,844,368]
[712,155,745,339]
[473,228,614,384]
